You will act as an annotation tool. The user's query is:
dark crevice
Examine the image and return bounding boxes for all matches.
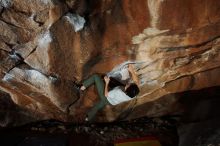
[159,35,220,52]
[8,60,60,84]
[66,96,80,114]
[2,61,37,85]
[0,17,23,30]
[189,46,219,63]
[165,66,220,86]
[140,40,219,71]
[4,62,36,84]
[33,15,45,27]
[0,7,3,15]
[24,46,37,60]
[4,61,23,75]
[138,45,218,73]
[35,21,44,27]
[9,49,24,61]
[2,64,19,78]
[190,47,212,57]
[187,75,195,90]
[1,50,25,75]
[0,7,5,17]
[173,46,213,66]
[4,41,15,49]
[0,48,10,53]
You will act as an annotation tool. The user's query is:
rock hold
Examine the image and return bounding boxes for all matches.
[64,13,86,32]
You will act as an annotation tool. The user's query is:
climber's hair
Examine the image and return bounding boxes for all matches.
[125,83,139,98]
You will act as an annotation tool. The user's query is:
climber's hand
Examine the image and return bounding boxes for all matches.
[104,76,110,84]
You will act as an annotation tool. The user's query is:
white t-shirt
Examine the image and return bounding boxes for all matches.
[119,67,130,81]
[107,63,131,84]
[107,87,132,105]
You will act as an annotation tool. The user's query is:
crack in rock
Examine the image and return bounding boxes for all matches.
[0,12,32,30]
[160,35,220,52]
[24,46,37,60]
[0,5,3,14]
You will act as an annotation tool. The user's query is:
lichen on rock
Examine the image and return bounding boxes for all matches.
[64,13,86,32]
[0,0,12,8]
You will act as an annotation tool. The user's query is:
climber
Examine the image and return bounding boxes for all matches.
[74,64,140,121]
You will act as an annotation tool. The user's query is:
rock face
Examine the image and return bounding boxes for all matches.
[0,0,220,126]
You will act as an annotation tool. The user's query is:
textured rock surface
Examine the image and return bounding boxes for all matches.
[0,0,220,126]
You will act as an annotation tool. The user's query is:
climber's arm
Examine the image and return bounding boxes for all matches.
[128,64,140,86]
[104,76,110,97]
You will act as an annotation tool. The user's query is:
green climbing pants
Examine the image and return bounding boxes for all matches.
[83,74,110,121]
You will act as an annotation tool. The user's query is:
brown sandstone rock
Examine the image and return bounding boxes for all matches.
[0,40,11,52]
[0,0,220,126]
[158,0,220,30]
[0,89,39,127]
[0,20,18,45]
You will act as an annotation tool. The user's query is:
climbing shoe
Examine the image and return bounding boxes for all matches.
[73,81,82,91]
